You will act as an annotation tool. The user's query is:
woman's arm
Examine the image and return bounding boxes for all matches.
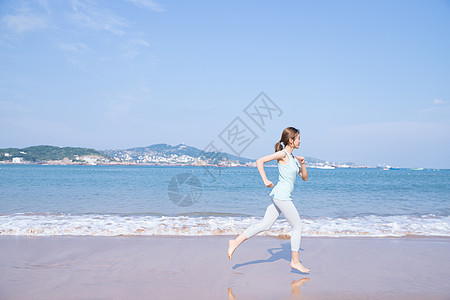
[296,156,308,181]
[256,151,286,187]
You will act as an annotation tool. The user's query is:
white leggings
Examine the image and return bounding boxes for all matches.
[244,197,303,252]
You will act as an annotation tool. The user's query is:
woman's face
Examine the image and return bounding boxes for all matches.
[291,133,301,149]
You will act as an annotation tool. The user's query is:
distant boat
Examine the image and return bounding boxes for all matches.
[410,168,424,171]
[381,165,400,170]
[337,164,351,169]
[316,165,335,170]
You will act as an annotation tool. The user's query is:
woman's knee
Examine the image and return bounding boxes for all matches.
[260,222,273,231]
[291,221,303,232]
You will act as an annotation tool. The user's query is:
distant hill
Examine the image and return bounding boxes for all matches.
[101,143,329,166]
[101,143,254,165]
[0,143,361,167]
[0,145,111,162]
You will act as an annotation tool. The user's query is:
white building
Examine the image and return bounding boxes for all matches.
[12,157,23,163]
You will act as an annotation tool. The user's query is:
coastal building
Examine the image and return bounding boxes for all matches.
[12,157,23,164]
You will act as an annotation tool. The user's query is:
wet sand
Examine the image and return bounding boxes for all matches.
[0,236,449,299]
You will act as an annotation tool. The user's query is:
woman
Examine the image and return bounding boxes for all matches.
[227,127,310,273]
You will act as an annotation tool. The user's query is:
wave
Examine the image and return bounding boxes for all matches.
[0,213,449,237]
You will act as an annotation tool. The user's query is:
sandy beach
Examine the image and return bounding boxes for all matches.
[0,236,449,300]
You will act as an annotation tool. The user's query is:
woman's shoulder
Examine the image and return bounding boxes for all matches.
[275,149,287,157]
[277,148,287,154]
[275,150,288,164]
[257,150,286,164]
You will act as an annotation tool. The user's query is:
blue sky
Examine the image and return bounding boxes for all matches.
[1,0,449,168]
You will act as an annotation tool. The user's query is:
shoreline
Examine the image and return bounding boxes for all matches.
[1,236,449,299]
[2,234,450,239]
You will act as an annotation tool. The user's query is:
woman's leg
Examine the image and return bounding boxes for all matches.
[243,202,281,239]
[273,199,302,251]
[273,199,310,273]
[228,200,281,260]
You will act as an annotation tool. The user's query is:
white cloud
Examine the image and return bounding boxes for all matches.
[126,0,165,12]
[58,42,90,53]
[123,37,150,58]
[420,99,450,115]
[57,43,91,69]
[70,0,129,35]
[2,13,47,34]
[131,38,150,47]
[103,86,154,125]
[433,99,447,105]
[36,0,50,14]
[104,96,140,124]
[104,100,142,126]
[106,101,130,117]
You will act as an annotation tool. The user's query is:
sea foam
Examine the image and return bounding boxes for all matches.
[0,213,449,237]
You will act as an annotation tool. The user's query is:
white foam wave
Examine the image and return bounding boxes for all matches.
[0,214,449,237]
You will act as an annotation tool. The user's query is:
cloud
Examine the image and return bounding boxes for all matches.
[104,91,145,124]
[103,85,156,126]
[130,38,150,47]
[70,0,129,35]
[105,101,131,118]
[57,42,91,69]
[104,100,142,126]
[58,42,90,53]
[126,0,165,12]
[2,13,47,34]
[433,99,447,105]
[420,99,450,115]
[36,0,50,14]
[123,37,150,58]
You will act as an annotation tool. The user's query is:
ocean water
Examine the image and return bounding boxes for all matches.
[0,165,449,237]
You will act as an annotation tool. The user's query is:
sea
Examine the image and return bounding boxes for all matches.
[0,164,449,238]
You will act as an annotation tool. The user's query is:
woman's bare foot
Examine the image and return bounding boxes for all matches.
[290,261,310,273]
[228,240,236,260]
[228,234,247,260]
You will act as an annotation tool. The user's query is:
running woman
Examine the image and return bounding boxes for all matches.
[227,127,310,273]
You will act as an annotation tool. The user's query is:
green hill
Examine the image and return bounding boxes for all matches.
[0,145,111,162]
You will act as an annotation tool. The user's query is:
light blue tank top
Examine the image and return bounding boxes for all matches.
[269,149,300,201]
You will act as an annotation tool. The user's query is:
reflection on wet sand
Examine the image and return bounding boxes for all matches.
[227,278,310,300]
[289,278,310,299]
[227,287,236,300]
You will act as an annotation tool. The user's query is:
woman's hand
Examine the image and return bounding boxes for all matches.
[296,156,308,181]
[296,156,306,165]
[263,179,274,187]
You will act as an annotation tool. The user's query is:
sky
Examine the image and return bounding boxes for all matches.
[1,0,449,168]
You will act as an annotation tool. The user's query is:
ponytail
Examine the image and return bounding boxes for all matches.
[275,140,283,153]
